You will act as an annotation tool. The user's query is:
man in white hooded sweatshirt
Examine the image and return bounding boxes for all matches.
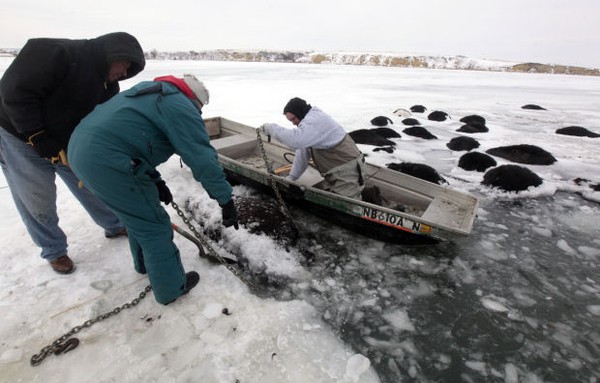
[262,97,365,199]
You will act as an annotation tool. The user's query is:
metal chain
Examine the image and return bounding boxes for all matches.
[170,201,254,288]
[31,180,262,367]
[255,129,298,231]
[31,285,152,366]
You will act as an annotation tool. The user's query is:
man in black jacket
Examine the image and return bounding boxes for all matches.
[0,32,146,274]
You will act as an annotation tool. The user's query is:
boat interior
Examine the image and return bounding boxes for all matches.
[203,117,478,235]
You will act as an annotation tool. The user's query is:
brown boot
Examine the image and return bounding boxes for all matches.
[49,255,75,274]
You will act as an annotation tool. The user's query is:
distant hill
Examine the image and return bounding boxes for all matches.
[144,49,600,76]
[2,48,598,76]
[0,48,19,57]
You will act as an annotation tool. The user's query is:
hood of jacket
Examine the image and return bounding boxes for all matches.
[92,32,146,80]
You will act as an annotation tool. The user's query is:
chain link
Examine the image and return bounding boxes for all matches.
[170,201,254,288]
[255,129,298,232]
[31,285,152,366]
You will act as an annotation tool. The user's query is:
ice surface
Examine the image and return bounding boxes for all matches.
[1,58,599,382]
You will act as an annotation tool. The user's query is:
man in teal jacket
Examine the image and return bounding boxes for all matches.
[68,74,238,305]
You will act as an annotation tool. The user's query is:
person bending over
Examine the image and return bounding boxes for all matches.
[262,97,365,199]
[0,32,145,274]
[68,74,238,305]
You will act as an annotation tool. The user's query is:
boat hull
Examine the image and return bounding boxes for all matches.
[224,169,440,245]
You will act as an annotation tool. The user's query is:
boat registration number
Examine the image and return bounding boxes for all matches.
[361,206,432,234]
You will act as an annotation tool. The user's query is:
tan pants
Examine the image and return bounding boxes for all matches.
[321,156,365,199]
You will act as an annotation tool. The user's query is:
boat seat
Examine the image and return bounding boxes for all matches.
[212,134,257,151]
[421,197,467,228]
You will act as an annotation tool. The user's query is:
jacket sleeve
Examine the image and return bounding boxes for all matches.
[157,96,232,205]
[267,110,345,150]
[289,148,310,180]
[266,120,323,149]
[0,40,70,136]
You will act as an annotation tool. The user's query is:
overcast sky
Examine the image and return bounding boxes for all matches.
[2,0,599,68]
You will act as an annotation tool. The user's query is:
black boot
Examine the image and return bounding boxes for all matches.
[164,271,199,305]
[183,271,200,294]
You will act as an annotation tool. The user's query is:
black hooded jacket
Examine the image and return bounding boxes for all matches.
[0,32,145,149]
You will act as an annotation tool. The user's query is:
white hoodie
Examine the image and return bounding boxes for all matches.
[264,106,346,180]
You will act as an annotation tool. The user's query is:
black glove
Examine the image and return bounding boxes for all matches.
[27,130,62,159]
[220,199,239,230]
[155,180,173,205]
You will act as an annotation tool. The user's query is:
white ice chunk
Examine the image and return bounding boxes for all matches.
[504,363,519,383]
[481,297,509,312]
[532,227,553,237]
[587,305,600,315]
[344,354,371,382]
[382,309,415,331]
[578,246,600,257]
[465,360,487,374]
[557,239,576,255]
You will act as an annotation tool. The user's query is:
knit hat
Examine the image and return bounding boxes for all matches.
[283,97,312,120]
[183,74,209,105]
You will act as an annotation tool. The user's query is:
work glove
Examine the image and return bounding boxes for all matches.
[155,180,173,205]
[26,130,62,159]
[220,199,239,230]
[260,123,275,136]
[142,164,173,205]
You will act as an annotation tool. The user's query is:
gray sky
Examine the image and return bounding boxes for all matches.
[2,0,599,68]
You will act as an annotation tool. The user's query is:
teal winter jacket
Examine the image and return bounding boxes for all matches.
[68,81,232,205]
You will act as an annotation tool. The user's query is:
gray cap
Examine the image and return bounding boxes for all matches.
[183,74,209,105]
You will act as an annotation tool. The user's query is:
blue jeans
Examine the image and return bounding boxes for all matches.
[0,127,125,261]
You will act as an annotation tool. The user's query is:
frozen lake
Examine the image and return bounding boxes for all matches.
[1,58,599,382]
